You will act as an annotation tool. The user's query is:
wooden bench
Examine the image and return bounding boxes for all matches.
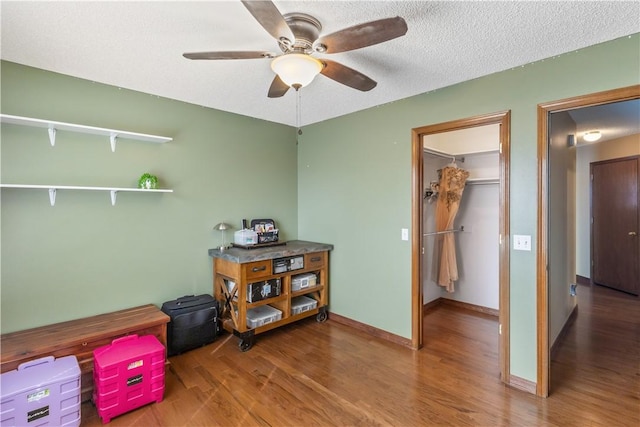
[0,304,170,402]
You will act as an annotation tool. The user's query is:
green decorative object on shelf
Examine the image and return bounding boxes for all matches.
[138,173,158,189]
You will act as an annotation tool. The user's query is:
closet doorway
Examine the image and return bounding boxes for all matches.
[411,111,511,385]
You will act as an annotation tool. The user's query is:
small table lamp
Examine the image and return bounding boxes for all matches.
[213,222,233,250]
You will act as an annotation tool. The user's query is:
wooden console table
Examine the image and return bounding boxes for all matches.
[209,240,333,351]
[0,304,169,402]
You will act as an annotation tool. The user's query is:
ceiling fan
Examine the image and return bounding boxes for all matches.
[183,0,408,98]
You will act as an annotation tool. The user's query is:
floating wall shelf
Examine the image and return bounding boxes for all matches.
[0,114,172,152]
[0,184,173,206]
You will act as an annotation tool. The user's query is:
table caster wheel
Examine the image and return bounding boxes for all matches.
[316,311,328,323]
[239,339,253,352]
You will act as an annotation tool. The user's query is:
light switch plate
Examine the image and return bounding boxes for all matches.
[513,235,531,251]
[401,228,409,241]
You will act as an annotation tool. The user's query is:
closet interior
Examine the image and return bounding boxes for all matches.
[423,124,500,311]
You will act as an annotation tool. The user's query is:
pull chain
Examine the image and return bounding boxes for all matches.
[296,88,302,137]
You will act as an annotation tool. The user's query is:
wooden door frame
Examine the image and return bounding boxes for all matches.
[411,111,511,385]
[536,85,640,397]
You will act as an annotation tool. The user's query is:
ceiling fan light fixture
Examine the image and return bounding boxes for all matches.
[271,53,323,89]
[583,130,602,142]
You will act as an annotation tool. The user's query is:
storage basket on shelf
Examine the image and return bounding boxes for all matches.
[291,273,317,292]
[247,279,281,302]
[245,305,282,328]
[291,295,318,315]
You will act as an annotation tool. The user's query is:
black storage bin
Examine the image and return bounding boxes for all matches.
[247,278,281,302]
[251,219,279,243]
[161,294,219,356]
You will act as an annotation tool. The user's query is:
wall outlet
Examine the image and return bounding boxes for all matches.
[513,235,531,251]
[401,228,409,241]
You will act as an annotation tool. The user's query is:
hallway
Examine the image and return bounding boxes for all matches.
[550,283,639,423]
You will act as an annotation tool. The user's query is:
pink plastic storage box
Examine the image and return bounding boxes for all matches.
[0,355,81,427]
[93,334,165,424]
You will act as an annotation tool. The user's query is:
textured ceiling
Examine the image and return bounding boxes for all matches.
[1,1,639,127]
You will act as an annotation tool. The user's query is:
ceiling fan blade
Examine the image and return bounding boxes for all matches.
[320,60,377,92]
[268,75,290,98]
[241,0,295,43]
[183,51,275,60]
[317,17,408,54]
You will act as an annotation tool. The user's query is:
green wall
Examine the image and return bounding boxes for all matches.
[1,61,298,332]
[297,34,640,382]
[2,34,639,385]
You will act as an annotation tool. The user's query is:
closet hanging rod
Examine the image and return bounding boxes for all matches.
[466,178,500,185]
[423,226,465,236]
[423,148,465,163]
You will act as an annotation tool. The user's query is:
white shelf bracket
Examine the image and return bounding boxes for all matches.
[109,133,118,152]
[48,127,56,147]
[48,188,56,206]
[110,190,118,206]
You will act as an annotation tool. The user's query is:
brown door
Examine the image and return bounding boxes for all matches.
[591,156,640,295]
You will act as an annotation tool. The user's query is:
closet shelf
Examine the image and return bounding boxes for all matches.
[0,114,172,152]
[0,184,173,206]
[456,148,499,156]
[423,147,499,160]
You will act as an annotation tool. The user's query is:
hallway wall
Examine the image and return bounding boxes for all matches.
[576,133,640,278]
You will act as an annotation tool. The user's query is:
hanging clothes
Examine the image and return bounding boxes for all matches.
[433,165,469,292]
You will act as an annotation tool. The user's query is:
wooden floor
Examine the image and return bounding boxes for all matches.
[81,284,639,426]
